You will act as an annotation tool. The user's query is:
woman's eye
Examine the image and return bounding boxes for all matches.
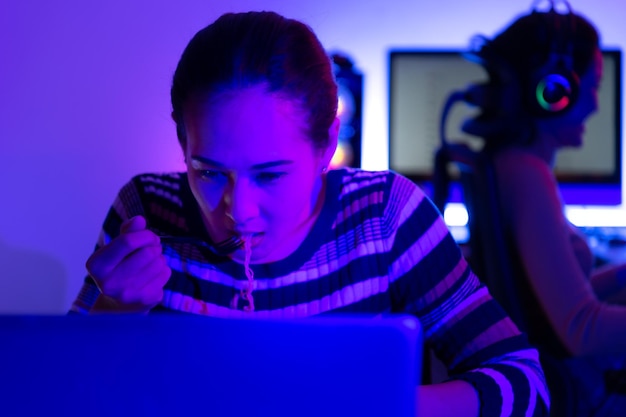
[256,172,285,184]
[199,170,226,181]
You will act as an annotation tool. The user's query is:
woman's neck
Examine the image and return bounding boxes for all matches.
[526,131,558,168]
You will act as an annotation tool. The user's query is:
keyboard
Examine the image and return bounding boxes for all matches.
[579,226,626,265]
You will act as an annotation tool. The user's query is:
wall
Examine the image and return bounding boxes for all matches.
[1,0,624,313]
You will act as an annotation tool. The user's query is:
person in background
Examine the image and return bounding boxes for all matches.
[71,10,549,416]
[459,0,626,415]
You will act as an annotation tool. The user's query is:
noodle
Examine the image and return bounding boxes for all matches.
[230,234,255,312]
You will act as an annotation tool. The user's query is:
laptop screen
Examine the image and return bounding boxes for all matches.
[0,314,422,417]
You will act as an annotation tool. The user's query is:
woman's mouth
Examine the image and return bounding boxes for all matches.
[238,232,263,249]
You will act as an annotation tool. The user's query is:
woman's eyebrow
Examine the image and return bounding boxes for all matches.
[190,156,293,170]
[251,160,293,170]
[190,156,224,167]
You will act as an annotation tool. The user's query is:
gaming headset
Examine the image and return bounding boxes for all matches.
[463,0,580,118]
[527,0,579,116]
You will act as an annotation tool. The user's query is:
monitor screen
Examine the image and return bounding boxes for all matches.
[388,49,622,206]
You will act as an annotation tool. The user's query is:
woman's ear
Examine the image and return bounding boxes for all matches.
[321,117,340,169]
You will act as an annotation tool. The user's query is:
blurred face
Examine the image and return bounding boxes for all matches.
[182,84,337,263]
[537,47,603,148]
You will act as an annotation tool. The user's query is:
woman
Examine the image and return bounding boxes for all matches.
[71,11,549,416]
[461,2,626,415]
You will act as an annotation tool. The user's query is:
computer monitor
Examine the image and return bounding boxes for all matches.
[388,49,622,206]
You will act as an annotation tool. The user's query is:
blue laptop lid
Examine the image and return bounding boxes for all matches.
[0,314,422,417]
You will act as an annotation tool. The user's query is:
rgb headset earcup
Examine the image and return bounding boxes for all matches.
[530,62,579,115]
[527,4,580,116]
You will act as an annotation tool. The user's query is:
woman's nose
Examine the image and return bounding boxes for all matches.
[224,178,259,224]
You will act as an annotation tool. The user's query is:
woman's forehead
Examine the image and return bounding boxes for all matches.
[184,85,313,155]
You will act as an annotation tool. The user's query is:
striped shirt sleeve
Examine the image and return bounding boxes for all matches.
[385,173,550,417]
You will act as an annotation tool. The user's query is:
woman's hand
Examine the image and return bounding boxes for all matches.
[86,215,171,313]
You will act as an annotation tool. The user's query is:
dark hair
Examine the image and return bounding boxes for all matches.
[484,9,600,86]
[170,11,338,151]
[461,7,600,142]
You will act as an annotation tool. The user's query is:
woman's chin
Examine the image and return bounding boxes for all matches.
[560,130,584,148]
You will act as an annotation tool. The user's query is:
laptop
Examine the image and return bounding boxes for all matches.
[0,314,422,417]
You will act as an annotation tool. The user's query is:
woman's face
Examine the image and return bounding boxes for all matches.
[538,47,603,148]
[182,84,336,263]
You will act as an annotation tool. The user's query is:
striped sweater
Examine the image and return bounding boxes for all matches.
[72,168,550,416]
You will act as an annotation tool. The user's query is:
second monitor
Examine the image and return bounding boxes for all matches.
[388,49,622,206]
